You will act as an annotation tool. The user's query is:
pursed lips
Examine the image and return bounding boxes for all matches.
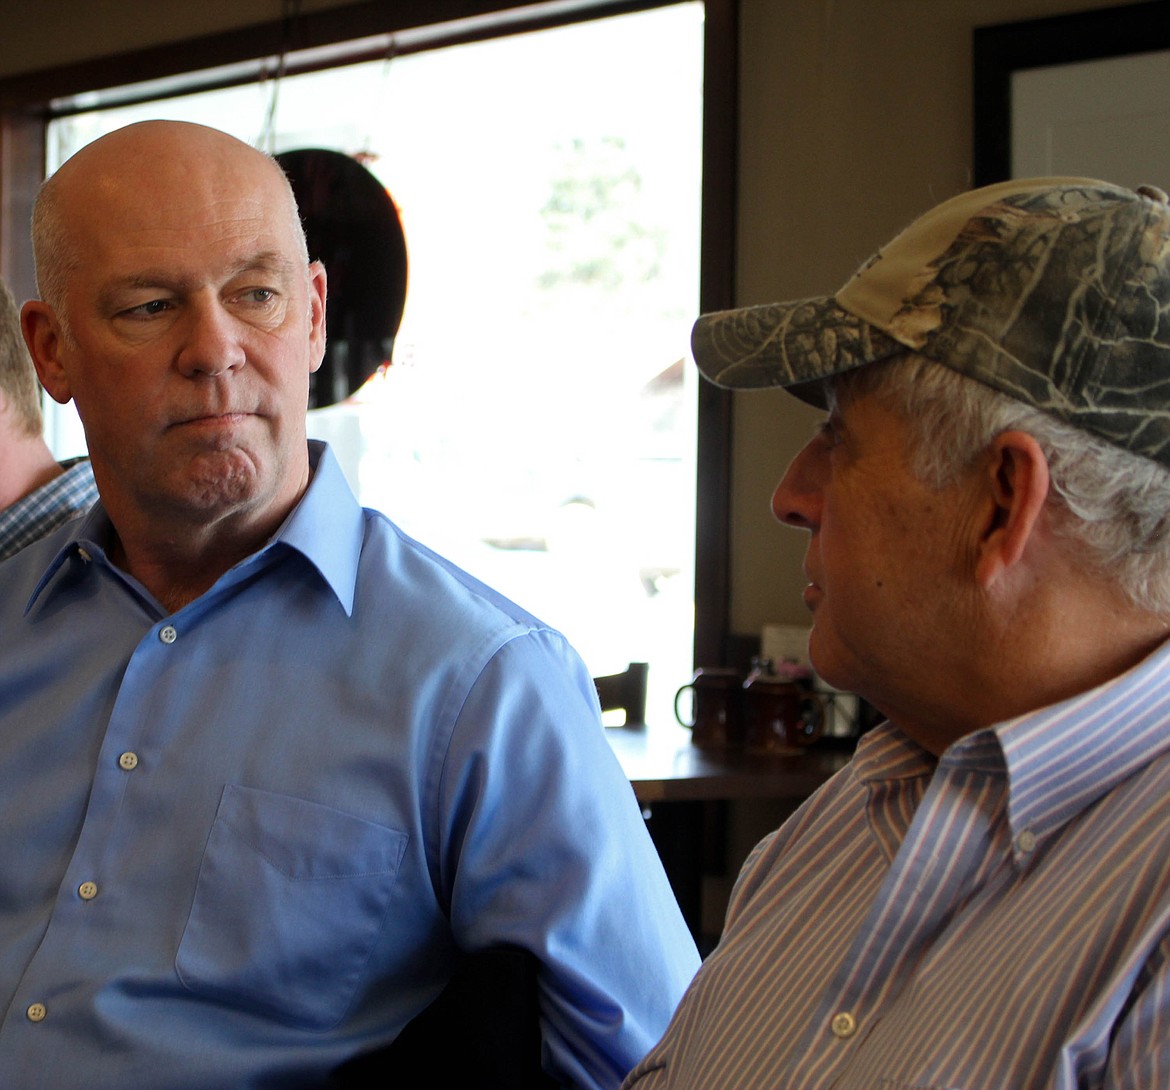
[802,563,822,608]
[171,408,254,428]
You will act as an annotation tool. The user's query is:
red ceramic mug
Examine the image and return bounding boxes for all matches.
[674,667,744,749]
[741,674,824,754]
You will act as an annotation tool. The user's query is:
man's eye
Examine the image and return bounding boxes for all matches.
[242,288,277,305]
[122,299,171,318]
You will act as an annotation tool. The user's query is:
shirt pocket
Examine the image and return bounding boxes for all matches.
[176,783,409,1029]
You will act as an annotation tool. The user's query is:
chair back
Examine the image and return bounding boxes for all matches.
[593,661,649,726]
[328,945,555,1088]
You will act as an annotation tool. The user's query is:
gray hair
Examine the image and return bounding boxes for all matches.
[30,175,80,343]
[835,354,1170,615]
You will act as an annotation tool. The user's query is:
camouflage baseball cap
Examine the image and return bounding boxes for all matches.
[692,177,1170,466]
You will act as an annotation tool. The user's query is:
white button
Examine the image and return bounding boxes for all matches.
[26,1002,46,1023]
[118,751,139,771]
[1017,830,1036,853]
[830,1011,857,1038]
[78,881,98,901]
[159,625,178,645]
[77,547,92,563]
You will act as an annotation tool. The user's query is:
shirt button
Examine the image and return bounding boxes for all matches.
[26,1002,46,1023]
[118,751,139,771]
[1017,829,1036,853]
[78,881,98,901]
[159,625,178,645]
[830,1011,857,1039]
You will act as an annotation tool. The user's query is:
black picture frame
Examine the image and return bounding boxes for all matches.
[973,0,1170,186]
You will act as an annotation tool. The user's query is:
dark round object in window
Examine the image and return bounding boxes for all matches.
[276,148,408,408]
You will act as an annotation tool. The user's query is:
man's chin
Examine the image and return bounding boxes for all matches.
[806,632,847,695]
[161,455,272,523]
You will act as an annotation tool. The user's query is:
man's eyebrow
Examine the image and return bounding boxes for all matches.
[97,252,303,307]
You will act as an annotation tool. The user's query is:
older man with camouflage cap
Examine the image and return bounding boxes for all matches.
[623,178,1170,1090]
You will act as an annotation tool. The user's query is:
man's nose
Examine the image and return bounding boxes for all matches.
[771,439,824,530]
[175,301,247,378]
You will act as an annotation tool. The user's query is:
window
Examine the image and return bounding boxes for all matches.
[33,1,727,718]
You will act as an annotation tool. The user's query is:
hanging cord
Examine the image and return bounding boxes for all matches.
[257,0,302,153]
[353,37,398,167]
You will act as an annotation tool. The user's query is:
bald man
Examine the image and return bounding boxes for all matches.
[0,275,94,560]
[0,121,698,1090]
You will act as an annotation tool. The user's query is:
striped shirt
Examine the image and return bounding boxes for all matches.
[625,640,1170,1090]
[0,457,96,562]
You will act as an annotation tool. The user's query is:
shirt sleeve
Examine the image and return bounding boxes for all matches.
[434,627,700,1090]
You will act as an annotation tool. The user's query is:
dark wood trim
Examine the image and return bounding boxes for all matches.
[0,0,685,113]
[973,0,1170,186]
[694,0,737,668]
[0,112,43,301]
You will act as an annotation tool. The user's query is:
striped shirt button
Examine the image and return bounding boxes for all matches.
[1017,829,1037,853]
[830,1011,857,1038]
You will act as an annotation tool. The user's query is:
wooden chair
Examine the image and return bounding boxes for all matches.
[327,946,556,1089]
[593,662,649,727]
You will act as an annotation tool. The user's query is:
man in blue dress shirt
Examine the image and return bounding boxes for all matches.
[0,119,698,1089]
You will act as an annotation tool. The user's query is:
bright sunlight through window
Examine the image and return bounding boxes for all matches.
[45,3,704,719]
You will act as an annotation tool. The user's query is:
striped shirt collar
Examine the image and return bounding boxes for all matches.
[852,636,1170,850]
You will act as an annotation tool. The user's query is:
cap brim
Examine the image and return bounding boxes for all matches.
[691,296,904,406]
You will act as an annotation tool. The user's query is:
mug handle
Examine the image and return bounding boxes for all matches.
[674,683,696,728]
[795,691,826,744]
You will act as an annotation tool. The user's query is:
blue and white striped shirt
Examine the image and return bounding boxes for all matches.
[0,457,96,562]
[625,640,1170,1090]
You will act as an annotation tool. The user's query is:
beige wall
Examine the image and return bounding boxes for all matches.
[729,0,1135,642]
[0,0,1139,639]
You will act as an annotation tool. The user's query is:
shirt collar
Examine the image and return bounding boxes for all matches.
[992,638,1170,843]
[274,440,363,616]
[24,441,364,617]
[0,458,97,551]
[852,637,1170,847]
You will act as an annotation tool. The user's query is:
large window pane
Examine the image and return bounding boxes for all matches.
[46,3,703,718]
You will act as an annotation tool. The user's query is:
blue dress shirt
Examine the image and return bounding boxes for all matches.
[0,441,699,1089]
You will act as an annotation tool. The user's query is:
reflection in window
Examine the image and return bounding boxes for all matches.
[46,3,703,718]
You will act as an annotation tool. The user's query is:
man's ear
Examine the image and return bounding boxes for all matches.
[975,430,1051,588]
[306,260,328,376]
[21,300,73,405]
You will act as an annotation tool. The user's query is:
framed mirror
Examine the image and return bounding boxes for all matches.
[973,0,1170,186]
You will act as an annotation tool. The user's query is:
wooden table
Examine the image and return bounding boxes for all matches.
[605,720,852,803]
[604,721,853,948]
